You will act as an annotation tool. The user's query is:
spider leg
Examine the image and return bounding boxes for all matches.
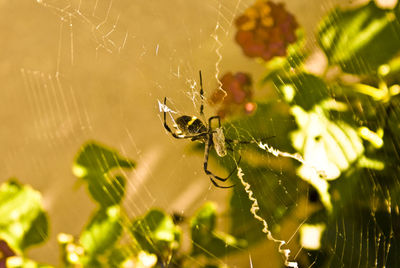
[208,116,221,128]
[210,178,234,189]
[203,134,239,188]
[199,70,205,118]
[163,97,183,139]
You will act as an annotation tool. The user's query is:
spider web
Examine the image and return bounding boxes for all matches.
[1,0,398,267]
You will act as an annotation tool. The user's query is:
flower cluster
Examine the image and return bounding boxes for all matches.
[235,0,298,61]
[0,240,15,268]
[210,72,256,118]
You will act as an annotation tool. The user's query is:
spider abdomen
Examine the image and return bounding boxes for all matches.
[212,127,227,157]
[175,115,207,135]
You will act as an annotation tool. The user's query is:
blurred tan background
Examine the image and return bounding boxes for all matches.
[1,0,348,266]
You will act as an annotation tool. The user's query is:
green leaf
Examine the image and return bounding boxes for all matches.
[290,104,364,209]
[273,73,329,110]
[108,246,135,267]
[291,105,364,175]
[0,180,49,252]
[74,142,135,175]
[87,175,126,208]
[20,212,49,250]
[190,202,246,257]
[79,205,122,257]
[130,209,181,263]
[318,2,400,74]
[72,141,135,206]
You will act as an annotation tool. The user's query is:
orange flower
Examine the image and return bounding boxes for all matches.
[235,1,298,61]
[210,72,256,118]
[0,240,15,268]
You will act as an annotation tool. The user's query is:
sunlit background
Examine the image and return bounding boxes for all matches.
[2,0,398,267]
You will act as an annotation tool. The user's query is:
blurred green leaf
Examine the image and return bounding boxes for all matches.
[108,246,135,267]
[72,141,135,207]
[0,239,16,268]
[318,1,400,74]
[74,141,135,174]
[130,209,181,263]
[291,105,364,174]
[378,56,400,80]
[229,162,299,245]
[5,256,54,268]
[79,205,122,258]
[307,115,400,266]
[57,233,78,268]
[190,202,246,257]
[223,102,295,146]
[290,104,364,209]
[87,175,126,208]
[307,205,399,267]
[387,97,400,146]
[0,180,49,252]
[273,73,329,110]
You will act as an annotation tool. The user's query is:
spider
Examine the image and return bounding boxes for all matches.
[162,71,241,188]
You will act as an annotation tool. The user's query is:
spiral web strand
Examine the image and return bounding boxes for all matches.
[237,167,298,268]
[258,142,327,179]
